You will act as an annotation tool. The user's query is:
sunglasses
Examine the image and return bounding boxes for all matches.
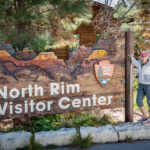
[141,55,149,58]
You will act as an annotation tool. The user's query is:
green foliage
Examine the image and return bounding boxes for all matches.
[1,113,114,133]
[28,34,55,52]
[31,115,61,132]
[133,78,139,89]
[0,0,91,50]
[12,31,32,51]
[71,131,93,149]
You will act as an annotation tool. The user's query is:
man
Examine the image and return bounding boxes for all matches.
[129,51,150,124]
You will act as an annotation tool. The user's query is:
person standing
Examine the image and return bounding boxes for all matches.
[129,51,150,124]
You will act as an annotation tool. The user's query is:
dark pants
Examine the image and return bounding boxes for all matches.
[136,83,150,107]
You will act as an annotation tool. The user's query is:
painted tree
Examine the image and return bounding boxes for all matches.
[0,0,92,51]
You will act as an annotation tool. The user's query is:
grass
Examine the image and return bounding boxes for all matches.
[125,136,134,143]
[20,135,45,150]
[71,130,93,149]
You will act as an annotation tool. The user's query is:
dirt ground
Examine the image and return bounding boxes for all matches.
[101,107,143,123]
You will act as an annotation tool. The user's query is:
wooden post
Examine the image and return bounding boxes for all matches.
[125,31,134,122]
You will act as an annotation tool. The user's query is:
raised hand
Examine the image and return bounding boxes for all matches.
[128,51,134,58]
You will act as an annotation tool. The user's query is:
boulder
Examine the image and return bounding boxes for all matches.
[35,128,76,146]
[0,131,31,150]
[34,52,57,60]
[80,125,118,143]
[0,43,15,56]
[114,122,150,141]
[14,49,37,60]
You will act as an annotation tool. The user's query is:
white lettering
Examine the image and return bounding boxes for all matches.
[21,88,27,98]
[72,99,81,108]
[35,84,44,96]
[28,84,33,97]
[15,104,22,114]
[47,101,53,110]
[9,102,13,114]
[98,96,106,105]
[9,88,20,99]
[0,86,7,99]
[59,97,70,109]
[108,96,113,104]
[67,84,80,94]
[61,82,65,94]
[30,100,35,112]
[24,100,28,113]
[50,83,59,95]
[92,94,97,106]
[0,102,8,115]
[83,98,91,107]
[36,102,46,112]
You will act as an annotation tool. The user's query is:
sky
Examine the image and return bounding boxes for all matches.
[93,0,119,7]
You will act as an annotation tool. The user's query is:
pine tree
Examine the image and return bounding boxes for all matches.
[0,0,91,51]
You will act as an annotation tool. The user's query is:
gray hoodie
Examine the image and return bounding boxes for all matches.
[131,57,150,85]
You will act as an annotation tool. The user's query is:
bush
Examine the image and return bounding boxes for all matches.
[28,36,54,53]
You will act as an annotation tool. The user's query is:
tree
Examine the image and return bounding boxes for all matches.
[92,0,138,38]
[92,0,150,53]
[0,0,92,51]
[133,0,150,52]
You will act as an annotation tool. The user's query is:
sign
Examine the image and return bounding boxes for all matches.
[0,38,125,120]
[94,60,114,87]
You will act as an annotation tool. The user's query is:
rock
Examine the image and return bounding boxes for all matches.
[114,122,150,141]
[80,125,118,143]
[35,128,76,146]
[14,49,37,60]
[0,51,10,57]
[0,43,15,56]
[87,50,107,60]
[34,52,57,60]
[0,131,31,150]
[66,46,92,72]
[67,46,92,64]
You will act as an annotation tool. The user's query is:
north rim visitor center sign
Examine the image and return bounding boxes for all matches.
[0,38,126,120]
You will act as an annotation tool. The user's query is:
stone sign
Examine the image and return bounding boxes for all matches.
[0,38,125,120]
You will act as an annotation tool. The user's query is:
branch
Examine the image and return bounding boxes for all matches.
[119,0,139,20]
[112,1,123,14]
[39,9,55,14]
[108,0,113,7]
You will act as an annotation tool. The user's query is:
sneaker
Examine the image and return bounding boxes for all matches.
[138,117,148,122]
[142,119,150,125]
